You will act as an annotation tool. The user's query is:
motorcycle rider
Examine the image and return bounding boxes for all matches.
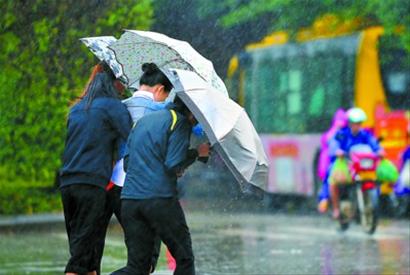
[328,107,385,219]
[395,146,410,216]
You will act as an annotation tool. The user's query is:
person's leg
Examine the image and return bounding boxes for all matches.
[330,184,340,219]
[63,185,106,274]
[111,199,155,275]
[96,185,122,274]
[150,236,162,273]
[93,187,116,275]
[144,198,195,275]
[61,186,75,248]
[318,173,330,213]
[115,191,161,274]
[112,185,123,224]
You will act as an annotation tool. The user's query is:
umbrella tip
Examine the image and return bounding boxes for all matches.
[242,184,265,200]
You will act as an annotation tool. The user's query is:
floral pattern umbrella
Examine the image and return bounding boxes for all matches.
[80,36,127,84]
[109,30,228,96]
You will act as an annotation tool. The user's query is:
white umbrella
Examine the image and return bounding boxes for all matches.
[80,36,127,84]
[108,30,228,96]
[167,69,268,193]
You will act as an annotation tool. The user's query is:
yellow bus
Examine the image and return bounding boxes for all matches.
[226,22,409,197]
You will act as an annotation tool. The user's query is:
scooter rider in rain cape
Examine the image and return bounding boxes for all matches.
[328,107,385,219]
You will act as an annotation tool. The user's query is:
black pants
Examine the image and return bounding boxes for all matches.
[61,184,106,274]
[95,185,123,275]
[95,186,162,275]
[112,198,195,275]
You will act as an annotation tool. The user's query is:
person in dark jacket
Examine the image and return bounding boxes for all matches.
[60,62,132,275]
[111,98,209,275]
[96,63,173,274]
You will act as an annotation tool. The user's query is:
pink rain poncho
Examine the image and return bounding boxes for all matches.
[317,109,347,180]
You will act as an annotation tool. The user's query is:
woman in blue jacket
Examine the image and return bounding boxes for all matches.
[59,62,132,275]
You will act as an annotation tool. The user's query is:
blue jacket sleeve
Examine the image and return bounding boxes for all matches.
[328,135,342,158]
[164,118,191,173]
[123,128,134,173]
[403,147,410,162]
[107,100,133,140]
[117,138,127,159]
[366,132,381,153]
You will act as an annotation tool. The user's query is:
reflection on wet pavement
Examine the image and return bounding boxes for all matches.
[188,213,409,275]
[0,212,408,274]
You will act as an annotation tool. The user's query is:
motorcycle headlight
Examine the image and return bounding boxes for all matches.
[360,158,374,169]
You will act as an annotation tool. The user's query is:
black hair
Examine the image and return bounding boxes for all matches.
[173,96,191,116]
[83,62,119,109]
[139,63,173,92]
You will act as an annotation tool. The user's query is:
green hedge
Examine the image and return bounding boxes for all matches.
[0,177,61,214]
[0,0,154,214]
[0,186,62,215]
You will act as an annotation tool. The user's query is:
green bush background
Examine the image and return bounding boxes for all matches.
[0,0,153,214]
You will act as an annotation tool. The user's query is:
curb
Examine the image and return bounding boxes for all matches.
[0,213,64,231]
[0,213,123,232]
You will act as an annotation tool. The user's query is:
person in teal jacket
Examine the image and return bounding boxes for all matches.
[112,98,209,275]
[96,63,173,274]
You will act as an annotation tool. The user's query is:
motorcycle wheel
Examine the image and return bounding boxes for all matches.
[339,215,350,231]
[358,188,379,234]
[338,201,351,231]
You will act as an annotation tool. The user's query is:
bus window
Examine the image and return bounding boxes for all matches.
[288,70,302,114]
[257,61,276,133]
[251,57,306,133]
[272,59,289,132]
[308,85,325,116]
[379,36,410,110]
[304,52,353,132]
[238,35,357,135]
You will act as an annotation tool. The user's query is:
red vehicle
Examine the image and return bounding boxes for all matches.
[338,145,381,234]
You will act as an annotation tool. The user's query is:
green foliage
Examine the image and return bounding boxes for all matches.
[0,0,153,213]
[198,0,409,52]
[0,180,62,215]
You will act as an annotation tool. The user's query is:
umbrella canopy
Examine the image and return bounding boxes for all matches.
[108,30,228,96]
[80,36,127,83]
[167,69,268,193]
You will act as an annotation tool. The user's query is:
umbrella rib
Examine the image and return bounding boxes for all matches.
[109,41,185,61]
[213,143,248,190]
[107,46,129,86]
[173,88,212,93]
[160,58,192,69]
[111,41,172,46]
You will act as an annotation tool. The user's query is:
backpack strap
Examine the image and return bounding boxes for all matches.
[169,109,178,131]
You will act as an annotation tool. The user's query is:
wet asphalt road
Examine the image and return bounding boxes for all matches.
[185,212,410,274]
[0,211,409,274]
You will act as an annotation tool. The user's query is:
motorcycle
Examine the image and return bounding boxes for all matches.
[337,145,380,234]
